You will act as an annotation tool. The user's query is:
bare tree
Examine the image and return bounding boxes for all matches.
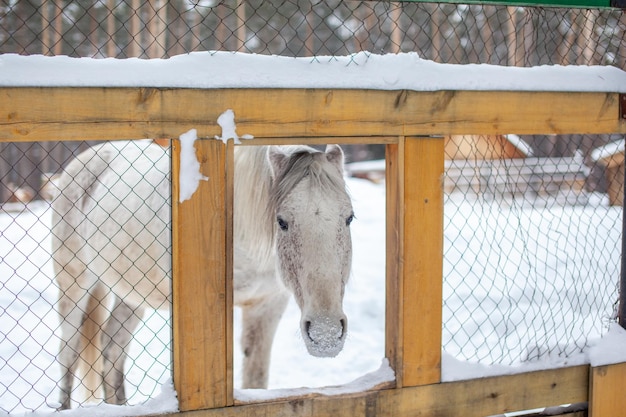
[53,0,63,55]
[106,0,117,57]
[236,0,246,52]
[581,9,599,64]
[41,0,51,55]
[128,0,141,57]
[389,2,402,53]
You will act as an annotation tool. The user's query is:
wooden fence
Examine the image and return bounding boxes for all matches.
[1,86,625,416]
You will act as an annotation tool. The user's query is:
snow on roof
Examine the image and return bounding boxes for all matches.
[504,134,534,157]
[591,138,625,163]
[1,51,626,93]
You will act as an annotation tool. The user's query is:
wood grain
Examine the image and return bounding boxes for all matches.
[172,138,231,411]
[589,362,626,417]
[401,137,444,386]
[2,88,624,142]
[167,365,589,417]
[385,140,404,387]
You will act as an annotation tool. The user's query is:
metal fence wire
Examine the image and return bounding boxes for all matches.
[1,0,625,66]
[0,140,172,413]
[0,0,625,413]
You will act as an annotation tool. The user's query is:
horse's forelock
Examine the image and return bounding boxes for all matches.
[268,149,347,217]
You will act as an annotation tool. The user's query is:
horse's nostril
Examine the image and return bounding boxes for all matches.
[339,318,346,339]
[305,320,312,339]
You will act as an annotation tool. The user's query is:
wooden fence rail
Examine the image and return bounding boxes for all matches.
[1,87,625,416]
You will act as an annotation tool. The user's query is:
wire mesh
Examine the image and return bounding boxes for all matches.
[0,141,171,413]
[1,1,624,67]
[0,0,625,413]
[442,135,622,365]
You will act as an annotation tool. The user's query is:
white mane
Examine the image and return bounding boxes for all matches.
[234,146,276,266]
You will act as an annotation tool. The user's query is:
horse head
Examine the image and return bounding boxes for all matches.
[268,145,353,358]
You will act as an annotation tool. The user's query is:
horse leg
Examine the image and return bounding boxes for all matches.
[56,282,107,410]
[240,291,290,388]
[56,291,87,410]
[101,297,144,405]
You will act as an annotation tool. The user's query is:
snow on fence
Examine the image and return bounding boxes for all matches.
[1,82,625,416]
[1,0,626,415]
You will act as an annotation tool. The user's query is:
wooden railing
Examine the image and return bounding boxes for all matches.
[1,87,625,416]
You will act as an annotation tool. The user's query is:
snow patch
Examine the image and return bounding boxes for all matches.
[178,129,208,203]
[587,323,626,367]
[590,139,624,163]
[0,52,625,93]
[10,380,178,417]
[234,359,394,403]
[214,109,253,144]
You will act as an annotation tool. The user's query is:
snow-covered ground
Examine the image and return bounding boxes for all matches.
[1,173,625,415]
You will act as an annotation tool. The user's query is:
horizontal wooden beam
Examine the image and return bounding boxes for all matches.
[167,365,589,417]
[1,88,624,142]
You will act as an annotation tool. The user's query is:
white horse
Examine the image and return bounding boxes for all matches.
[51,140,354,409]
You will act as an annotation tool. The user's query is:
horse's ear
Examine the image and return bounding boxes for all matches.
[268,146,289,178]
[325,144,344,171]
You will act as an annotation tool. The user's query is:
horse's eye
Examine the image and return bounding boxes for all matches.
[346,214,355,226]
[277,217,289,231]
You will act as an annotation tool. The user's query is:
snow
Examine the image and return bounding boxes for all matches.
[590,138,625,163]
[587,323,626,367]
[504,134,534,157]
[179,110,254,202]
[2,50,626,415]
[10,380,179,417]
[1,175,625,416]
[215,109,254,145]
[178,129,208,202]
[1,52,626,93]
[234,359,395,403]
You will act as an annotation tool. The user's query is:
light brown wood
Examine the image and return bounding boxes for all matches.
[172,138,231,411]
[589,362,626,417]
[385,139,405,387]
[163,365,588,417]
[401,136,444,386]
[1,88,624,143]
[224,141,235,406]
[2,85,621,414]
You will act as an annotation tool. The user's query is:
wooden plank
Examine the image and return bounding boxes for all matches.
[385,140,404,387]
[589,362,626,417]
[224,140,235,406]
[172,138,230,411]
[235,136,399,146]
[401,136,444,387]
[163,366,589,417]
[1,88,624,142]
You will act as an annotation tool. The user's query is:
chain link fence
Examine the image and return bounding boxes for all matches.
[0,140,172,413]
[442,134,622,365]
[1,0,625,413]
[1,0,624,66]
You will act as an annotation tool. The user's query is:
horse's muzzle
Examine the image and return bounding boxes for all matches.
[302,314,347,357]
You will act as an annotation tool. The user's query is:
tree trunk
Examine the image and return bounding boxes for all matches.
[129,0,141,57]
[106,0,117,57]
[53,0,63,55]
[41,0,52,55]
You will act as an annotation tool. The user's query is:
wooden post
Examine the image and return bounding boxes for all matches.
[589,362,626,416]
[386,136,444,388]
[171,138,234,411]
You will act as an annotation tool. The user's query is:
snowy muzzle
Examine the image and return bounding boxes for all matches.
[301,314,347,358]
